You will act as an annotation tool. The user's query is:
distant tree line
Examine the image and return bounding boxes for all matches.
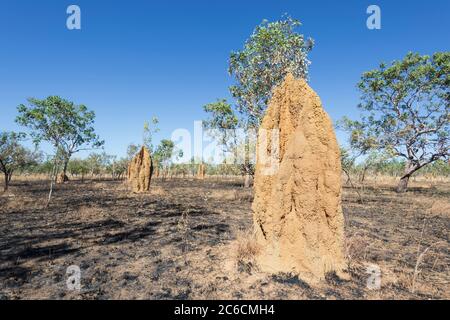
[341,148,449,183]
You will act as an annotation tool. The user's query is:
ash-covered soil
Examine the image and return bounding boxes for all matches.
[0,178,449,300]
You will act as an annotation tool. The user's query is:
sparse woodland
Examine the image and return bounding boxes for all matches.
[0,15,449,300]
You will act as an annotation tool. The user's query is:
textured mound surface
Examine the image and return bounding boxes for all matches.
[128,146,153,192]
[197,164,205,180]
[252,74,346,281]
[56,173,69,184]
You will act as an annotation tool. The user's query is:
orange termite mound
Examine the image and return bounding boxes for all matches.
[127,146,153,192]
[153,160,159,178]
[252,73,346,282]
[197,163,205,180]
[56,172,69,184]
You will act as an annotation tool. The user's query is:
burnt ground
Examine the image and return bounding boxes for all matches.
[0,177,449,300]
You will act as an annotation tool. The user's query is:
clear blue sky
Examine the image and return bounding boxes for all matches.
[1,0,449,158]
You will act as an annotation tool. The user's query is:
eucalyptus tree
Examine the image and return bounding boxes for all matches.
[229,15,314,127]
[0,131,36,191]
[341,52,449,192]
[204,16,313,187]
[16,96,103,204]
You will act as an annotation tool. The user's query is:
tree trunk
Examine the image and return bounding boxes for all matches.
[360,166,368,183]
[46,156,60,207]
[3,172,9,192]
[396,161,417,193]
[244,174,251,188]
[397,175,410,193]
[62,159,69,182]
[343,168,363,203]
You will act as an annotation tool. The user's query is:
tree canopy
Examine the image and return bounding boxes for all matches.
[0,131,38,191]
[341,52,449,192]
[154,139,176,166]
[143,116,159,152]
[16,96,104,177]
[203,99,239,155]
[229,15,314,126]
[203,16,312,186]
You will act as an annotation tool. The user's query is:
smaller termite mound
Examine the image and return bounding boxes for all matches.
[153,160,160,178]
[197,163,205,180]
[56,172,69,184]
[127,146,153,192]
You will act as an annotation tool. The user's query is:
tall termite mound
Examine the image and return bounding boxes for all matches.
[128,146,153,192]
[252,73,346,281]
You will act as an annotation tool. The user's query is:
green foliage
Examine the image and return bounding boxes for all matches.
[67,158,90,177]
[203,99,238,131]
[109,158,129,178]
[372,159,405,177]
[154,139,175,167]
[126,143,139,160]
[143,116,159,152]
[203,99,239,154]
[202,15,311,185]
[67,153,128,180]
[340,147,355,175]
[419,159,450,177]
[0,131,39,189]
[340,52,450,189]
[229,15,314,126]
[16,96,104,168]
[85,152,110,176]
[102,154,128,179]
[339,148,450,180]
[0,132,26,172]
[0,132,28,172]
[29,158,54,175]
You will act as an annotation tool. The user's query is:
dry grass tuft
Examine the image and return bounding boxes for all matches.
[345,232,371,268]
[430,200,450,217]
[150,186,166,196]
[208,189,254,202]
[409,239,447,294]
[209,190,237,201]
[76,205,103,220]
[1,193,46,212]
[233,230,261,274]
[235,190,254,202]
